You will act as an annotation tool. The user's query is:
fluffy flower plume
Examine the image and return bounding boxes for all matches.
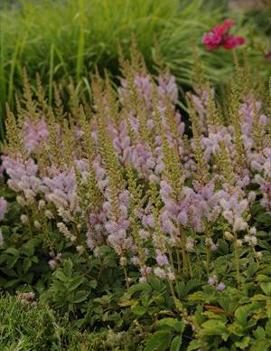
[23,118,49,152]
[1,60,270,283]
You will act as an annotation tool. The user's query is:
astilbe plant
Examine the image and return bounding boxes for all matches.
[1,53,271,298]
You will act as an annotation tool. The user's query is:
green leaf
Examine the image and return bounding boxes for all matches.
[69,276,85,291]
[260,282,271,296]
[200,320,229,341]
[6,255,19,269]
[256,213,271,226]
[254,327,266,339]
[235,336,250,349]
[187,340,201,351]
[145,331,172,351]
[63,259,73,277]
[131,305,147,316]
[188,291,211,302]
[252,340,271,351]
[89,280,97,289]
[185,279,202,294]
[175,282,185,298]
[23,257,32,273]
[4,278,20,288]
[235,303,261,326]
[170,335,182,351]
[127,282,152,296]
[265,320,271,337]
[118,297,137,307]
[257,275,270,282]
[54,270,68,282]
[72,290,89,304]
[148,276,166,292]
[266,299,271,318]
[157,318,185,334]
[5,248,19,256]
[32,256,39,264]
[21,239,38,256]
[246,262,258,278]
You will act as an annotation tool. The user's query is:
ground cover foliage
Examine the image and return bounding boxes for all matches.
[0,46,271,350]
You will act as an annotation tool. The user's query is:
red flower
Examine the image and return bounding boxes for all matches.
[212,19,235,37]
[202,19,245,51]
[266,51,271,60]
[202,32,222,50]
[223,35,245,49]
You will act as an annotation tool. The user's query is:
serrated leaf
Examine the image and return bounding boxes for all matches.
[63,259,73,277]
[118,298,137,307]
[200,320,229,340]
[148,276,166,292]
[145,331,172,351]
[23,257,32,273]
[256,275,270,282]
[235,303,261,326]
[72,290,89,304]
[253,326,266,339]
[251,340,271,351]
[265,320,271,337]
[256,213,271,226]
[187,340,201,351]
[54,270,68,282]
[131,305,147,316]
[21,240,36,256]
[266,299,271,318]
[170,335,182,351]
[5,247,19,256]
[157,318,185,334]
[7,255,19,269]
[89,280,97,289]
[260,282,271,296]
[4,278,20,288]
[127,282,152,296]
[69,276,85,291]
[188,291,208,302]
[235,336,250,349]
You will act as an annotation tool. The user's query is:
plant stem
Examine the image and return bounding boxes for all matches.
[234,232,240,286]
[123,265,129,290]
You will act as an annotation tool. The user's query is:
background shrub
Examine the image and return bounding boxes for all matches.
[1,0,270,140]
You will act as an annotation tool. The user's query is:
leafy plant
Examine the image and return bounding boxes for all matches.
[145,318,185,351]
[42,259,91,313]
[1,51,271,350]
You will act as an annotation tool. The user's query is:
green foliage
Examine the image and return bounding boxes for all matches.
[186,275,271,350]
[0,294,95,350]
[0,0,270,141]
[0,188,51,290]
[1,0,269,140]
[145,318,185,351]
[42,259,91,313]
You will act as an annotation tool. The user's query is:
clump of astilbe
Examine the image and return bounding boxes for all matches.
[1,55,271,292]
